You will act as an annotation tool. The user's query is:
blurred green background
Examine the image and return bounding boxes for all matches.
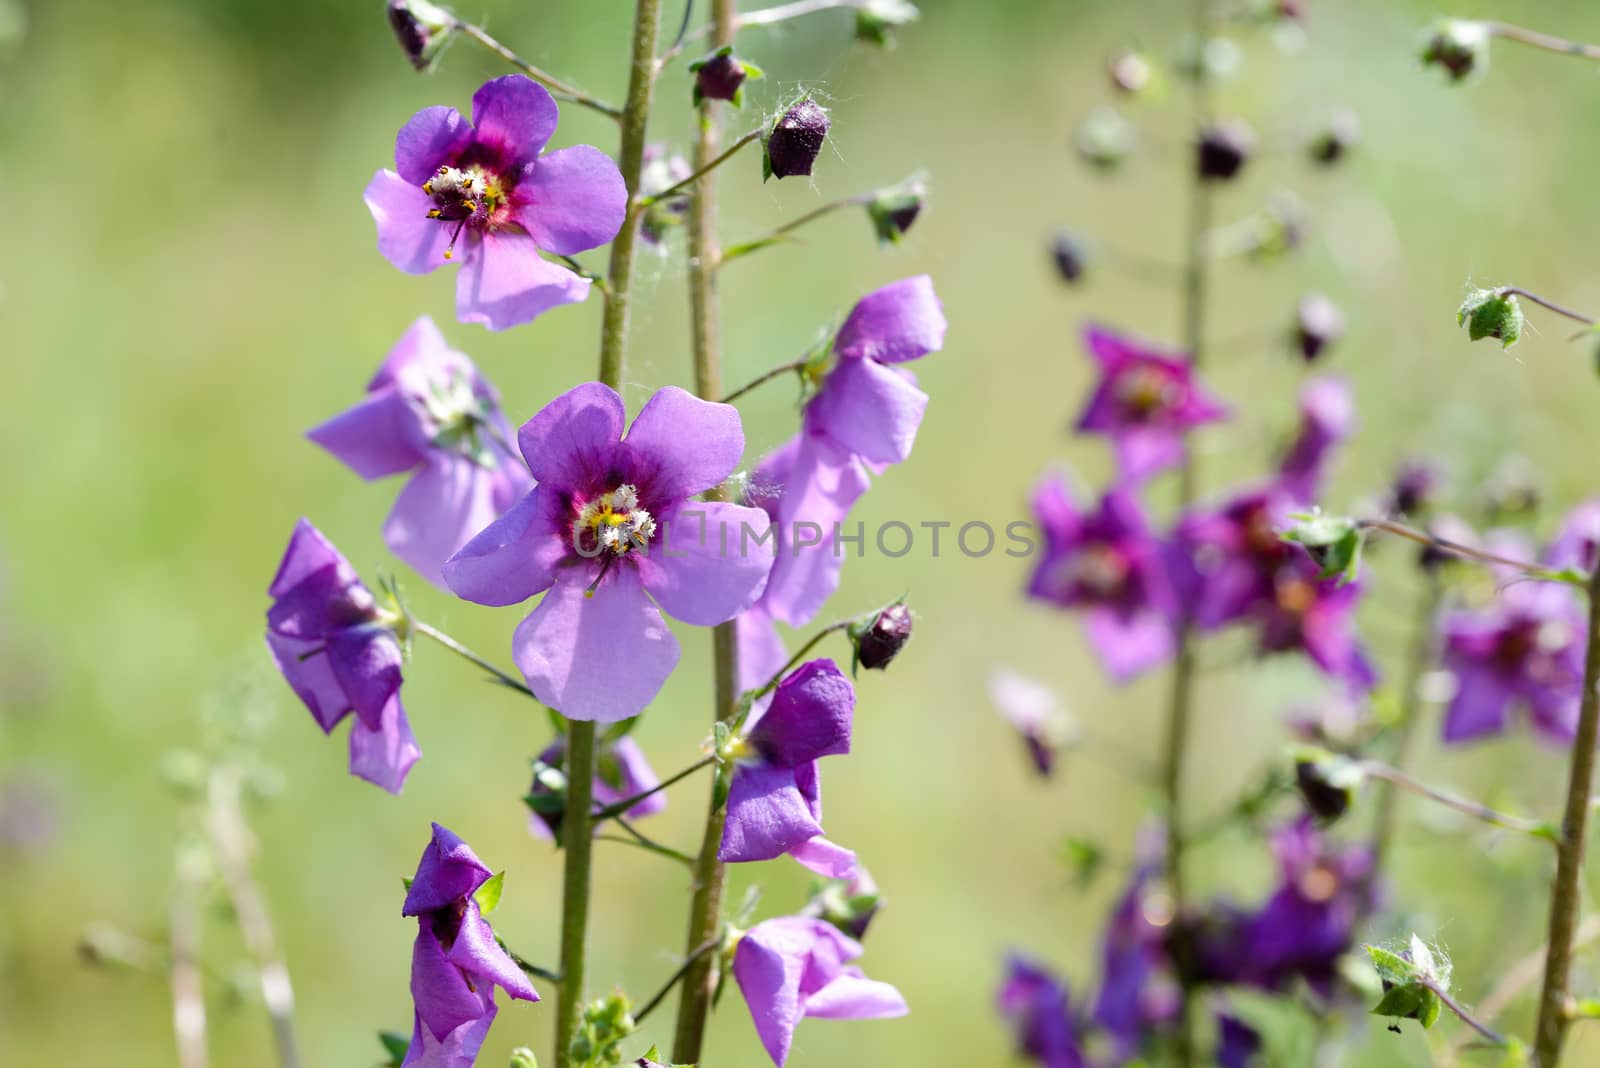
[7,0,1600,1063]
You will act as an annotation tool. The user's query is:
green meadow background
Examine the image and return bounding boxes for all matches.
[6,0,1600,1063]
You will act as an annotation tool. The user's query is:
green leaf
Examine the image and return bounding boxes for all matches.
[1458,288,1524,349]
[1283,514,1366,584]
[1060,834,1106,890]
[1417,986,1442,1029]
[1370,983,1426,1021]
[378,1030,410,1066]
[1365,944,1419,985]
[402,875,413,892]
[474,871,505,916]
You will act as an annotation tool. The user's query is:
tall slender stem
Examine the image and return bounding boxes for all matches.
[672,2,740,1062]
[1162,5,1215,1064]
[1533,563,1600,1065]
[1369,575,1441,879]
[555,2,664,1063]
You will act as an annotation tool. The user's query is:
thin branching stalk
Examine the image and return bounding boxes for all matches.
[718,193,874,269]
[1358,760,1555,842]
[636,940,721,1024]
[720,357,807,404]
[170,839,210,1068]
[1482,21,1600,62]
[412,620,538,699]
[555,2,665,1063]
[1424,979,1509,1049]
[753,621,852,699]
[672,1,740,1060]
[454,21,623,118]
[1494,286,1597,328]
[1442,918,1600,1065]
[592,755,718,821]
[1357,519,1579,586]
[1533,563,1600,1064]
[639,129,761,206]
[206,765,300,1068]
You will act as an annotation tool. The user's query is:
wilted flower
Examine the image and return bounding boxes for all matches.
[1276,375,1355,506]
[265,520,420,793]
[733,915,907,1065]
[525,734,665,841]
[308,317,531,587]
[996,955,1087,1068]
[443,383,772,722]
[399,824,537,1067]
[1074,324,1228,483]
[1293,293,1344,362]
[365,76,627,330]
[387,0,456,72]
[721,659,857,877]
[765,98,830,180]
[988,668,1073,777]
[1196,119,1255,181]
[1027,478,1178,682]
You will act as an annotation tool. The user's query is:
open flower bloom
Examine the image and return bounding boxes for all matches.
[265,520,420,793]
[1546,497,1600,573]
[443,383,772,722]
[1093,854,1180,1057]
[365,76,626,331]
[996,955,1088,1068]
[1074,324,1227,483]
[758,277,947,626]
[733,915,907,1066]
[526,734,665,840]
[1026,476,1178,682]
[721,659,856,877]
[400,824,537,1067]
[1255,552,1376,691]
[1172,485,1298,630]
[988,668,1074,778]
[1276,375,1354,506]
[308,317,532,588]
[1441,580,1585,744]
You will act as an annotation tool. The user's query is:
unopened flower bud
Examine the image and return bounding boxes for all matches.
[508,1049,540,1068]
[1294,293,1344,362]
[1308,107,1360,166]
[855,0,919,49]
[387,0,456,72]
[1457,288,1524,349]
[1107,49,1154,94]
[1075,106,1135,170]
[764,98,830,180]
[1049,230,1090,284]
[866,174,926,245]
[1293,751,1363,824]
[1196,119,1255,181]
[1422,18,1490,82]
[1386,457,1445,518]
[851,602,913,672]
[689,46,758,106]
[805,869,882,940]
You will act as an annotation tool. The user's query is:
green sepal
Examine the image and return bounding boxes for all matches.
[378,1030,410,1066]
[473,871,505,916]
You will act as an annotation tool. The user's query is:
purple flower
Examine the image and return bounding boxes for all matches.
[526,734,666,841]
[1547,498,1600,573]
[443,383,772,722]
[308,317,532,588]
[758,277,947,627]
[1276,375,1354,506]
[1255,552,1377,691]
[1173,486,1298,630]
[804,867,882,941]
[720,659,857,878]
[1074,325,1227,483]
[989,668,1070,777]
[400,824,537,1067]
[365,76,627,331]
[733,915,907,1066]
[1026,476,1177,682]
[1093,855,1179,1055]
[996,955,1087,1068]
[1441,580,1585,744]
[265,520,420,793]
[1215,1012,1263,1068]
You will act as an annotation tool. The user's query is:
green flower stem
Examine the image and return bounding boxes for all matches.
[635,939,721,1025]
[717,193,874,270]
[753,621,853,699]
[719,356,808,404]
[1357,760,1556,842]
[1533,563,1600,1065]
[453,21,623,119]
[1423,978,1509,1049]
[556,1,666,1063]
[411,620,538,700]
[1357,518,1578,586]
[1484,20,1600,62]
[637,129,761,208]
[598,816,697,867]
[592,755,718,821]
[1493,286,1597,328]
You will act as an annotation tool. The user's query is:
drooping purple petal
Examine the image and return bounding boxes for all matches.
[762,438,874,627]
[737,607,789,695]
[806,355,929,466]
[347,697,421,795]
[747,659,853,767]
[324,627,405,731]
[401,1004,496,1068]
[410,921,494,1040]
[803,971,908,1019]
[787,836,858,879]
[470,76,559,169]
[832,275,947,364]
[307,388,428,480]
[265,633,350,733]
[403,822,493,917]
[513,144,629,256]
[719,763,821,864]
[455,229,592,332]
[442,487,564,607]
[446,902,539,1002]
[636,501,772,625]
[385,456,508,589]
[366,170,456,275]
[733,921,807,1066]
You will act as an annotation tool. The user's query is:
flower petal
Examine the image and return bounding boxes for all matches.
[395,105,472,186]
[513,567,681,722]
[404,822,493,916]
[308,387,426,480]
[515,381,626,485]
[623,386,745,502]
[325,628,404,731]
[455,230,592,331]
[788,835,858,879]
[1084,606,1174,683]
[762,440,873,627]
[401,1003,496,1068]
[804,972,908,1020]
[748,659,853,767]
[733,923,808,1066]
[268,519,355,599]
[719,764,821,864]
[447,902,539,1002]
[737,607,789,694]
[833,275,947,364]
[366,170,456,275]
[265,633,350,733]
[471,76,559,168]
[386,456,507,590]
[1441,662,1514,743]
[636,501,772,625]
[806,356,928,466]
[347,696,421,794]
[410,925,492,1041]
[514,145,628,255]
[442,487,562,607]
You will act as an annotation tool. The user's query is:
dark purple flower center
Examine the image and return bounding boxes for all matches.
[1111,363,1184,423]
[421,152,515,260]
[1054,542,1134,603]
[428,897,469,950]
[569,484,658,559]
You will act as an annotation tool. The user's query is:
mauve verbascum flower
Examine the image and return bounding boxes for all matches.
[996,955,1087,1068]
[443,382,772,722]
[733,915,907,1065]
[721,659,857,878]
[1027,477,1177,683]
[526,734,666,841]
[308,317,532,588]
[265,520,420,793]
[365,76,626,331]
[400,824,537,1067]
[1074,324,1228,483]
[1276,375,1354,506]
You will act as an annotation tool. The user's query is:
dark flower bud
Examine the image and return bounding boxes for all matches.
[851,602,913,672]
[1107,49,1154,94]
[523,754,571,840]
[1309,107,1360,166]
[1049,230,1090,284]
[867,174,926,245]
[1294,293,1344,361]
[1196,119,1256,181]
[1422,19,1489,83]
[1075,106,1135,170]
[1293,750,1363,824]
[855,0,919,49]
[387,0,456,72]
[1457,288,1523,349]
[689,46,760,106]
[1386,457,1445,518]
[764,98,830,181]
